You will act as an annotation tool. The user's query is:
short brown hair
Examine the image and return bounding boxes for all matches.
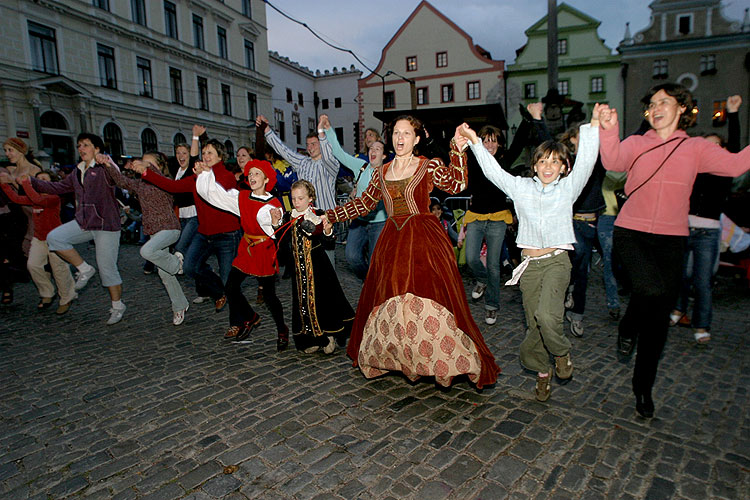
[530,140,572,177]
[641,82,697,130]
[203,139,226,162]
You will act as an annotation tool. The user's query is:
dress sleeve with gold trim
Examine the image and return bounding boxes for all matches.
[325,166,383,222]
[429,140,468,195]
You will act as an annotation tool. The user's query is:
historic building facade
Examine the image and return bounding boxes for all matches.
[357,0,506,145]
[0,0,272,166]
[269,51,361,154]
[505,3,623,137]
[618,0,749,140]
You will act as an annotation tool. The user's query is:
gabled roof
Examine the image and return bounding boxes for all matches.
[361,0,503,85]
[525,2,601,36]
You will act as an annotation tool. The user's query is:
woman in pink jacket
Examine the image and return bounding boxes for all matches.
[598,83,750,418]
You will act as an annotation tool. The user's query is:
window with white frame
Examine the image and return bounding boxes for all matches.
[28,21,59,74]
[590,76,604,93]
[524,82,536,99]
[406,56,417,72]
[557,80,569,96]
[467,81,480,100]
[653,59,668,78]
[441,84,454,103]
[436,52,447,68]
[417,87,428,105]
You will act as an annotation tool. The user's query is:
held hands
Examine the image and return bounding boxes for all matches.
[590,103,603,126]
[727,95,742,113]
[322,215,333,235]
[270,207,281,226]
[95,153,112,166]
[255,115,269,131]
[127,159,146,174]
[597,104,618,131]
[192,161,210,175]
[318,114,330,131]
[527,102,544,120]
[455,123,479,145]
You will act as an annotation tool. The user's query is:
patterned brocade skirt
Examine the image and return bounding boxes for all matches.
[346,213,500,388]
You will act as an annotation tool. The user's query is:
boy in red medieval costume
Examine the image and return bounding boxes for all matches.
[195,159,290,350]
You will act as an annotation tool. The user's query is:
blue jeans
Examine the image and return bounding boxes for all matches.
[464,219,506,311]
[345,219,385,280]
[675,227,720,330]
[568,218,598,320]
[175,216,199,255]
[183,230,241,300]
[46,220,122,287]
[597,215,620,311]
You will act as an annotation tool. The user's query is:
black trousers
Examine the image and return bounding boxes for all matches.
[614,227,686,397]
[225,268,285,332]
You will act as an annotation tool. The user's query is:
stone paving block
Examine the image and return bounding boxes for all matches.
[486,455,527,488]
[438,454,482,487]
[140,482,184,500]
[179,461,223,490]
[201,474,242,497]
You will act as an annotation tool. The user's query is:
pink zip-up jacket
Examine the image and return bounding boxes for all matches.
[599,126,750,236]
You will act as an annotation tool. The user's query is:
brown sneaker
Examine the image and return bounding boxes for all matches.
[555,353,573,380]
[535,374,551,402]
[215,295,227,313]
[224,326,240,339]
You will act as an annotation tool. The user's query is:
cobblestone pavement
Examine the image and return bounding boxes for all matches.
[1,243,749,500]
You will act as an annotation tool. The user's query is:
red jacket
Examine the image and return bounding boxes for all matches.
[142,162,240,235]
[1,179,61,240]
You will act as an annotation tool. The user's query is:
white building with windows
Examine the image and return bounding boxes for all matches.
[357,0,506,145]
[0,0,271,166]
[268,51,362,154]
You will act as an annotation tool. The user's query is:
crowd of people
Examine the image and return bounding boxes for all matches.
[2,82,749,419]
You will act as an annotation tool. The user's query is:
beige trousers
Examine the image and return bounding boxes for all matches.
[27,237,76,304]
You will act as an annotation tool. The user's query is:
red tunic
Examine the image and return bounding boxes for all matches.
[233,192,281,277]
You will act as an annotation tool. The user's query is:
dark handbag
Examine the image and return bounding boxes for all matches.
[615,137,687,211]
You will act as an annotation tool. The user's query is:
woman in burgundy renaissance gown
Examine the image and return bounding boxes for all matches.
[325,116,499,389]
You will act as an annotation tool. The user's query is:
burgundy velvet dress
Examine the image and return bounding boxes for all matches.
[327,150,500,388]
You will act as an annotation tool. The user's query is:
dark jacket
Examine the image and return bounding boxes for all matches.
[31,161,120,231]
[688,111,740,221]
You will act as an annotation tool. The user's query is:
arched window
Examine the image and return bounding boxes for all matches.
[224,139,234,159]
[173,132,186,146]
[40,111,68,130]
[103,122,123,158]
[141,128,158,153]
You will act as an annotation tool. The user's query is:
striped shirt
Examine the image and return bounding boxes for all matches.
[264,128,339,210]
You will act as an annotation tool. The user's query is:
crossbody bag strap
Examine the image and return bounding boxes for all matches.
[626,137,688,198]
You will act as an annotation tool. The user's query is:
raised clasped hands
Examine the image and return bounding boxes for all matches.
[597,104,617,130]
[454,123,478,146]
[318,114,330,131]
[727,95,742,113]
[270,207,282,226]
[527,102,544,120]
[127,159,146,174]
[192,161,210,175]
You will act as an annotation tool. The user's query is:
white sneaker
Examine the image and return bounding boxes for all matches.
[485,310,497,325]
[564,290,574,309]
[565,311,584,338]
[107,304,126,325]
[471,283,487,300]
[304,346,320,354]
[175,251,184,275]
[323,336,336,354]
[173,304,188,325]
[74,266,97,291]
[192,296,209,304]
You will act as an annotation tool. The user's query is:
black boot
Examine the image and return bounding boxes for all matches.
[635,392,654,418]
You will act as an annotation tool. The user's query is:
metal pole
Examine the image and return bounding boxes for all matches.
[547,0,558,92]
